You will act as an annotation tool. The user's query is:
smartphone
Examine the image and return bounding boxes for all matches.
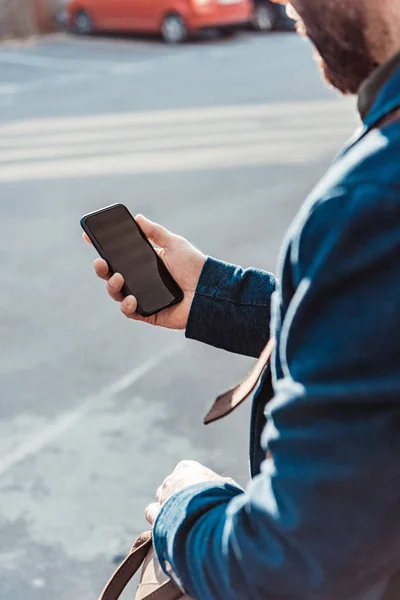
[81,204,183,317]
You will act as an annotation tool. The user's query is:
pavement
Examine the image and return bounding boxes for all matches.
[0,31,357,599]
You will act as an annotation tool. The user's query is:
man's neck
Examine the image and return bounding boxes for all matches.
[358,49,400,121]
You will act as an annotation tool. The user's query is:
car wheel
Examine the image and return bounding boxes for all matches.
[73,9,94,35]
[252,4,274,32]
[161,13,187,44]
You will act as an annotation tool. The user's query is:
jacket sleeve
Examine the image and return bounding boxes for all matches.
[185,257,276,358]
[153,183,400,600]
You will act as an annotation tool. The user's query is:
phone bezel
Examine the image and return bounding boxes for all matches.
[81,203,184,317]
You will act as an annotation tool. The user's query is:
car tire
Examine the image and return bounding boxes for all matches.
[161,13,188,44]
[252,4,274,32]
[72,9,94,35]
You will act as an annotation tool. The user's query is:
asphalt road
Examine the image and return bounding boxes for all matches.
[0,31,357,600]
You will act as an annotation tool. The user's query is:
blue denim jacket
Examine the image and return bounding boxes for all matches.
[153,59,400,600]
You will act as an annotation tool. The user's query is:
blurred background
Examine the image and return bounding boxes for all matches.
[0,1,356,599]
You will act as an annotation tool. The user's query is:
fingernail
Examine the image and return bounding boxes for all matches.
[110,275,117,288]
[124,297,133,309]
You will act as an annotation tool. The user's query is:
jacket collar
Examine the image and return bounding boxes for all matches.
[358,51,400,128]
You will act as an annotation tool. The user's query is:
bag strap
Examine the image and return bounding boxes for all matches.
[99,532,183,600]
[203,338,275,424]
[376,106,400,128]
[99,532,152,600]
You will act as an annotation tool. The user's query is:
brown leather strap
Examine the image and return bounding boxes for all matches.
[204,338,275,424]
[99,532,184,600]
[376,106,400,128]
[99,532,152,600]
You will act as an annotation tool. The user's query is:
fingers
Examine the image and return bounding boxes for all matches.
[106,273,125,302]
[136,214,173,249]
[93,260,127,303]
[145,502,161,526]
[93,260,139,314]
[94,258,110,281]
[120,295,138,317]
[83,232,92,245]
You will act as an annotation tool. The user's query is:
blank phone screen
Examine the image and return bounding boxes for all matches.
[85,205,182,315]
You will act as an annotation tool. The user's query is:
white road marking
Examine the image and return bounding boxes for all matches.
[0,126,351,162]
[0,141,342,182]
[0,50,150,72]
[0,99,356,134]
[0,343,183,478]
[0,58,155,96]
[0,99,356,181]
[0,119,263,147]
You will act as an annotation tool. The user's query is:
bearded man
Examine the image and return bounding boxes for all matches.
[90,1,400,598]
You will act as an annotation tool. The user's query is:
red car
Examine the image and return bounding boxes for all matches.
[66,0,252,43]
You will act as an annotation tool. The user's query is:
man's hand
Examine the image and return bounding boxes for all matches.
[145,460,239,525]
[84,215,206,330]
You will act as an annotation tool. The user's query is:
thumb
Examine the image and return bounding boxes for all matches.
[136,215,173,249]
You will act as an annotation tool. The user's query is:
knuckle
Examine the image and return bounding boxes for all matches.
[176,460,193,470]
[162,475,172,489]
[107,284,117,299]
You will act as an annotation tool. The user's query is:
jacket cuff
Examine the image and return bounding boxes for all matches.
[186,257,274,357]
[153,481,242,586]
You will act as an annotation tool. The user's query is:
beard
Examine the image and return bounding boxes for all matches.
[288,1,380,94]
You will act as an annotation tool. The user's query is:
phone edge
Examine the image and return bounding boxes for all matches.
[80,204,184,317]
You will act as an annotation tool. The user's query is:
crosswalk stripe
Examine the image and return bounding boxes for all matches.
[0,120,266,148]
[0,50,144,72]
[0,99,356,182]
[0,127,352,163]
[0,99,356,135]
[0,140,348,182]
[0,119,351,149]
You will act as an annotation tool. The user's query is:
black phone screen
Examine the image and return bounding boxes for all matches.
[83,204,183,316]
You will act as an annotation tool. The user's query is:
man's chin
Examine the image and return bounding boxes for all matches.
[314,54,354,95]
[291,13,378,95]
[315,47,379,95]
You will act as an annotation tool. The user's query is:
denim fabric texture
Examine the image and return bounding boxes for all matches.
[153,60,400,600]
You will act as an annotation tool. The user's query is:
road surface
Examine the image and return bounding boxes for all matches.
[0,31,356,599]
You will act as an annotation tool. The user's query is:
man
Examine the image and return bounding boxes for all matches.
[87,1,400,598]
